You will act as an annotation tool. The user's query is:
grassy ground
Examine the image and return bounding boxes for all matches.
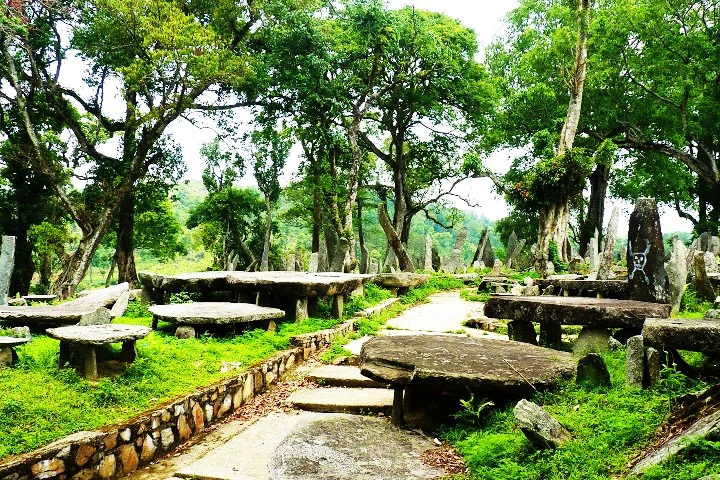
[443,351,719,479]
[0,284,395,460]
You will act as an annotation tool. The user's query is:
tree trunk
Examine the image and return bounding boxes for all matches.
[115,191,138,288]
[105,259,116,288]
[51,212,114,299]
[535,0,590,272]
[358,198,368,274]
[580,163,611,251]
[378,203,415,272]
[10,230,34,297]
[312,175,321,253]
[261,195,272,271]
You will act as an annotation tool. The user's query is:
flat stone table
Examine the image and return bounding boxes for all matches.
[643,318,720,356]
[46,324,151,380]
[227,272,370,321]
[148,302,285,336]
[21,294,58,303]
[360,334,576,427]
[369,273,430,296]
[138,271,235,304]
[0,336,30,367]
[484,295,671,347]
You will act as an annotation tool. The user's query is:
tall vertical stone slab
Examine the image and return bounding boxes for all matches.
[431,246,440,272]
[424,234,433,271]
[0,236,16,306]
[507,231,519,261]
[443,228,468,273]
[308,252,319,273]
[627,198,669,304]
[588,237,599,273]
[480,230,495,267]
[666,236,689,314]
[693,252,717,301]
[330,238,349,273]
[472,229,486,265]
[360,245,370,275]
[597,207,620,280]
[509,239,526,270]
[318,238,328,272]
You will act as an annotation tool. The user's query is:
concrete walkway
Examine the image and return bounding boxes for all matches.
[128,289,481,480]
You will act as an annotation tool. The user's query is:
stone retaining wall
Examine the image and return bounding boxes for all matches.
[0,323,353,480]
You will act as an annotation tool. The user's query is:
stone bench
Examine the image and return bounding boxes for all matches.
[359,334,576,427]
[21,294,57,303]
[0,336,30,367]
[369,273,430,296]
[484,295,671,347]
[148,302,285,337]
[46,324,150,380]
[0,283,129,330]
[642,318,720,356]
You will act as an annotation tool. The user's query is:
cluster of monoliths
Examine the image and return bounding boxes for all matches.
[627,198,669,304]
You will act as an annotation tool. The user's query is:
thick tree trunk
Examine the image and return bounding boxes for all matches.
[261,195,272,271]
[580,163,610,250]
[378,203,415,272]
[51,212,114,299]
[115,192,138,288]
[105,259,116,288]
[536,0,590,272]
[10,230,34,297]
[312,177,321,253]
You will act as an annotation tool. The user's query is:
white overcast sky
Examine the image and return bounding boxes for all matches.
[169,0,693,233]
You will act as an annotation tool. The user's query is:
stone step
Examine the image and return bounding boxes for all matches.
[287,387,393,415]
[306,365,388,389]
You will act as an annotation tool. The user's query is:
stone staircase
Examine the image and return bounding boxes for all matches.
[287,364,394,415]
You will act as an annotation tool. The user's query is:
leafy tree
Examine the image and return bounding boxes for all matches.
[249,127,291,271]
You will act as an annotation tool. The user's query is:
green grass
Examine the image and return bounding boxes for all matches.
[443,352,717,479]
[0,285,393,460]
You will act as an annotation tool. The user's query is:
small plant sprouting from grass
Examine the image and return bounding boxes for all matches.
[451,394,495,426]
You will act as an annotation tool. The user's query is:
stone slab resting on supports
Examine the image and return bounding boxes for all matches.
[148,302,285,336]
[360,334,576,428]
[0,336,30,368]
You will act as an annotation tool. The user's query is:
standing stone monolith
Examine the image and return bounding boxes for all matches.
[0,236,16,306]
[509,239,526,270]
[443,228,468,273]
[360,245,370,274]
[597,207,620,280]
[666,236,689,314]
[330,238,349,272]
[693,252,717,301]
[431,245,440,272]
[626,335,645,388]
[318,238,329,272]
[424,234,433,271]
[472,228,487,265]
[587,237,599,273]
[285,254,296,271]
[505,231,519,268]
[627,198,670,303]
[308,252,319,273]
[480,230,495,267]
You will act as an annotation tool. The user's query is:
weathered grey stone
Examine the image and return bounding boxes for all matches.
[484,296,670,330]
[370,273,430,290]
[443,228,468,273]
[175,325,196,339]
[149,302,284,328]
[491,259,503,276]
[480,231,495,268]
[645,347,662,387]
[705,309,720,319]
[98,454,116,479]
[514,399,572,449]
[666,236,689,314]
[318,237,329,272]
[330,238,349,273]
[424,234,433,271]
[140,435,156,461]
[642,318,720,356]
[509,239,527,270]
[109,291,130,318]
[359,245,370,275]
[569,255,583,274]
[506,231,519,266]
[431,245,441,272]
[627,198,670,303]
[361,334,574,399]
[694,251,717,301]
[308,252,319,273]
[0,236,15,306]
[608,337,623,351]
[285,254,296,272]
[597,207,619,280]
[573,326,611,356]
[508,321,538,344]
[9,326,30,338]
[588,237,599,273]
[626,335,645,388]
[46,324,150,345]
[576,353,611,387]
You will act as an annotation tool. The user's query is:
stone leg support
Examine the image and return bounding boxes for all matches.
[507,321,537,345]
[58,342,70,368]
[151,316,159,330]
[331,295,344,319]
[539,323,562,348]
[295,298,309,322]
[83,345,98,381]
[392,387,405,427]
[0,347,14,368]
[120,340,136,363]
[307,297,319,316]
[397,287,410,296]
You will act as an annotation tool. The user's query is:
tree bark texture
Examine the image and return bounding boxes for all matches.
[261,195,273,271]
[580,163,611,251]
[115,191,139,288]
[378,203,415,272]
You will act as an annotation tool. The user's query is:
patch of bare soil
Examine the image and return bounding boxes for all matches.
[422,444,468,477]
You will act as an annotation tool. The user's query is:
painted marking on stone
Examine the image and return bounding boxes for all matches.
[628,240,651,283]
